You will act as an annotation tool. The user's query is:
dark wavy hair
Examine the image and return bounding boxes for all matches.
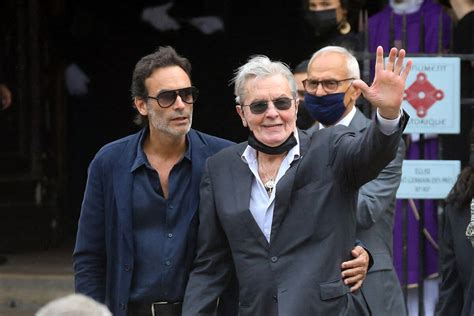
[130,46,192,126]
[445,166,474,210]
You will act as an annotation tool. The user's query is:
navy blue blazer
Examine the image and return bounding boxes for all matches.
[73,128,234,316]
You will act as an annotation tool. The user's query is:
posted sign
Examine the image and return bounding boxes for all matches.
[396,160,461,199]
[400,57,460,134]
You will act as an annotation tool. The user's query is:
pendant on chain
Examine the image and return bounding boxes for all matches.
[264,179,276,194]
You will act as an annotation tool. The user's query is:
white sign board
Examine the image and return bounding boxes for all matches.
[400,57,460,134]
[396,160,461,199]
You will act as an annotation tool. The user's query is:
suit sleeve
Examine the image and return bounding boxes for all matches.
[331,112,408,189]
[73,155,107,302]
[434,209,464,316]
[183,159,235,316]
[356,138,405,229]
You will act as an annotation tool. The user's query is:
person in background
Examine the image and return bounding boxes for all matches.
[182,46,411,315]
[303,45,407,315]
[292,59,315,130]
[435,162,474,316]
[438,0,474,169]
[369,2,453,313]
[303,0,365,52]
[0,83,12,110]
[0,81,12,265]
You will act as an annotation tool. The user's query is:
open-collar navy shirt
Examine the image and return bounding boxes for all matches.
[128,129,195,304]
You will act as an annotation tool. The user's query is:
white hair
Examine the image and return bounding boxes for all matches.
[308,46,360,79]
[231,55,298,105]
[35,294,112,316]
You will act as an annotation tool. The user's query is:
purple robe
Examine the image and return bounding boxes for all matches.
[368,0,452,286]
[393,138,440,286]
[369,0,452,55]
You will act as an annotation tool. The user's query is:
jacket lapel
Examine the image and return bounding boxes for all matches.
[270,130,311,242]
[232,144,270,249]
[113,130,144,253]
[349,109,368,132]
[187,130,210,226]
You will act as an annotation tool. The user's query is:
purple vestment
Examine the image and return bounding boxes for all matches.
[368,0,452,286]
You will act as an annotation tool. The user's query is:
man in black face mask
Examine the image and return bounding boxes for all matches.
[304,45,407,315]
[304,0,362,51]
[292,59,316,130]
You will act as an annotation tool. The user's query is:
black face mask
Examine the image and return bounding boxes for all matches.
[247,132,297,155]
[304,9,338,37]
[296,101,316,130]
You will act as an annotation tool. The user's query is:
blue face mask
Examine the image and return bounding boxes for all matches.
[304,92,347,126]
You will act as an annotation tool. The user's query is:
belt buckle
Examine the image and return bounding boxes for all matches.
[151,301,169,316]
[151,302,168,316]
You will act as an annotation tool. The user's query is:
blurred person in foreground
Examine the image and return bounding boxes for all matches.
[36,294,112,316]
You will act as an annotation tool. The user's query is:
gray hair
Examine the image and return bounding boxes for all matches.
[35,294,112,316]
[231,55,298,104]
[308,46,360,79]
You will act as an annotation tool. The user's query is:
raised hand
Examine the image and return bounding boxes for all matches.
[353,46,412,119]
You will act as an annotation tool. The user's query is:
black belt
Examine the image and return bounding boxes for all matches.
[127,301,182,316]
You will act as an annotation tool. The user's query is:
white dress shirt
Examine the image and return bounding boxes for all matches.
[241,131,300,242]
[319,106,401,134]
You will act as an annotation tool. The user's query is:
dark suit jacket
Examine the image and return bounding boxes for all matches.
[350,110,407,315]
[305,110,406,315]
[73,128,233,316]
[183,115,408,316]
[465,261,474,316]
[435,203,474,316]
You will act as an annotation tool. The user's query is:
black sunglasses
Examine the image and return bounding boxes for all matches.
[147,86,199,108]
[242,97,294,114]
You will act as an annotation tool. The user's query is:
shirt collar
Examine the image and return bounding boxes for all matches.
[131,128,192,172]
[241,129,301,165]
[319,105,356,129]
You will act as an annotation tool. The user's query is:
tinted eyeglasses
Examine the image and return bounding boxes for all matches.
[147,86,199,108]
[302,78,354,94]
[242,97,294,115]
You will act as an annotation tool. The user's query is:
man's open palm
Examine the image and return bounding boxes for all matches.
[353,46,412,119]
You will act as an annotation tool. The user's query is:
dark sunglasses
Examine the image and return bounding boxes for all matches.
[242,97,294,114]
[147,86,199,108]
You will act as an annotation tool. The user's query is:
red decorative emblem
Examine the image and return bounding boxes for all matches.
[404,72,444,118]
